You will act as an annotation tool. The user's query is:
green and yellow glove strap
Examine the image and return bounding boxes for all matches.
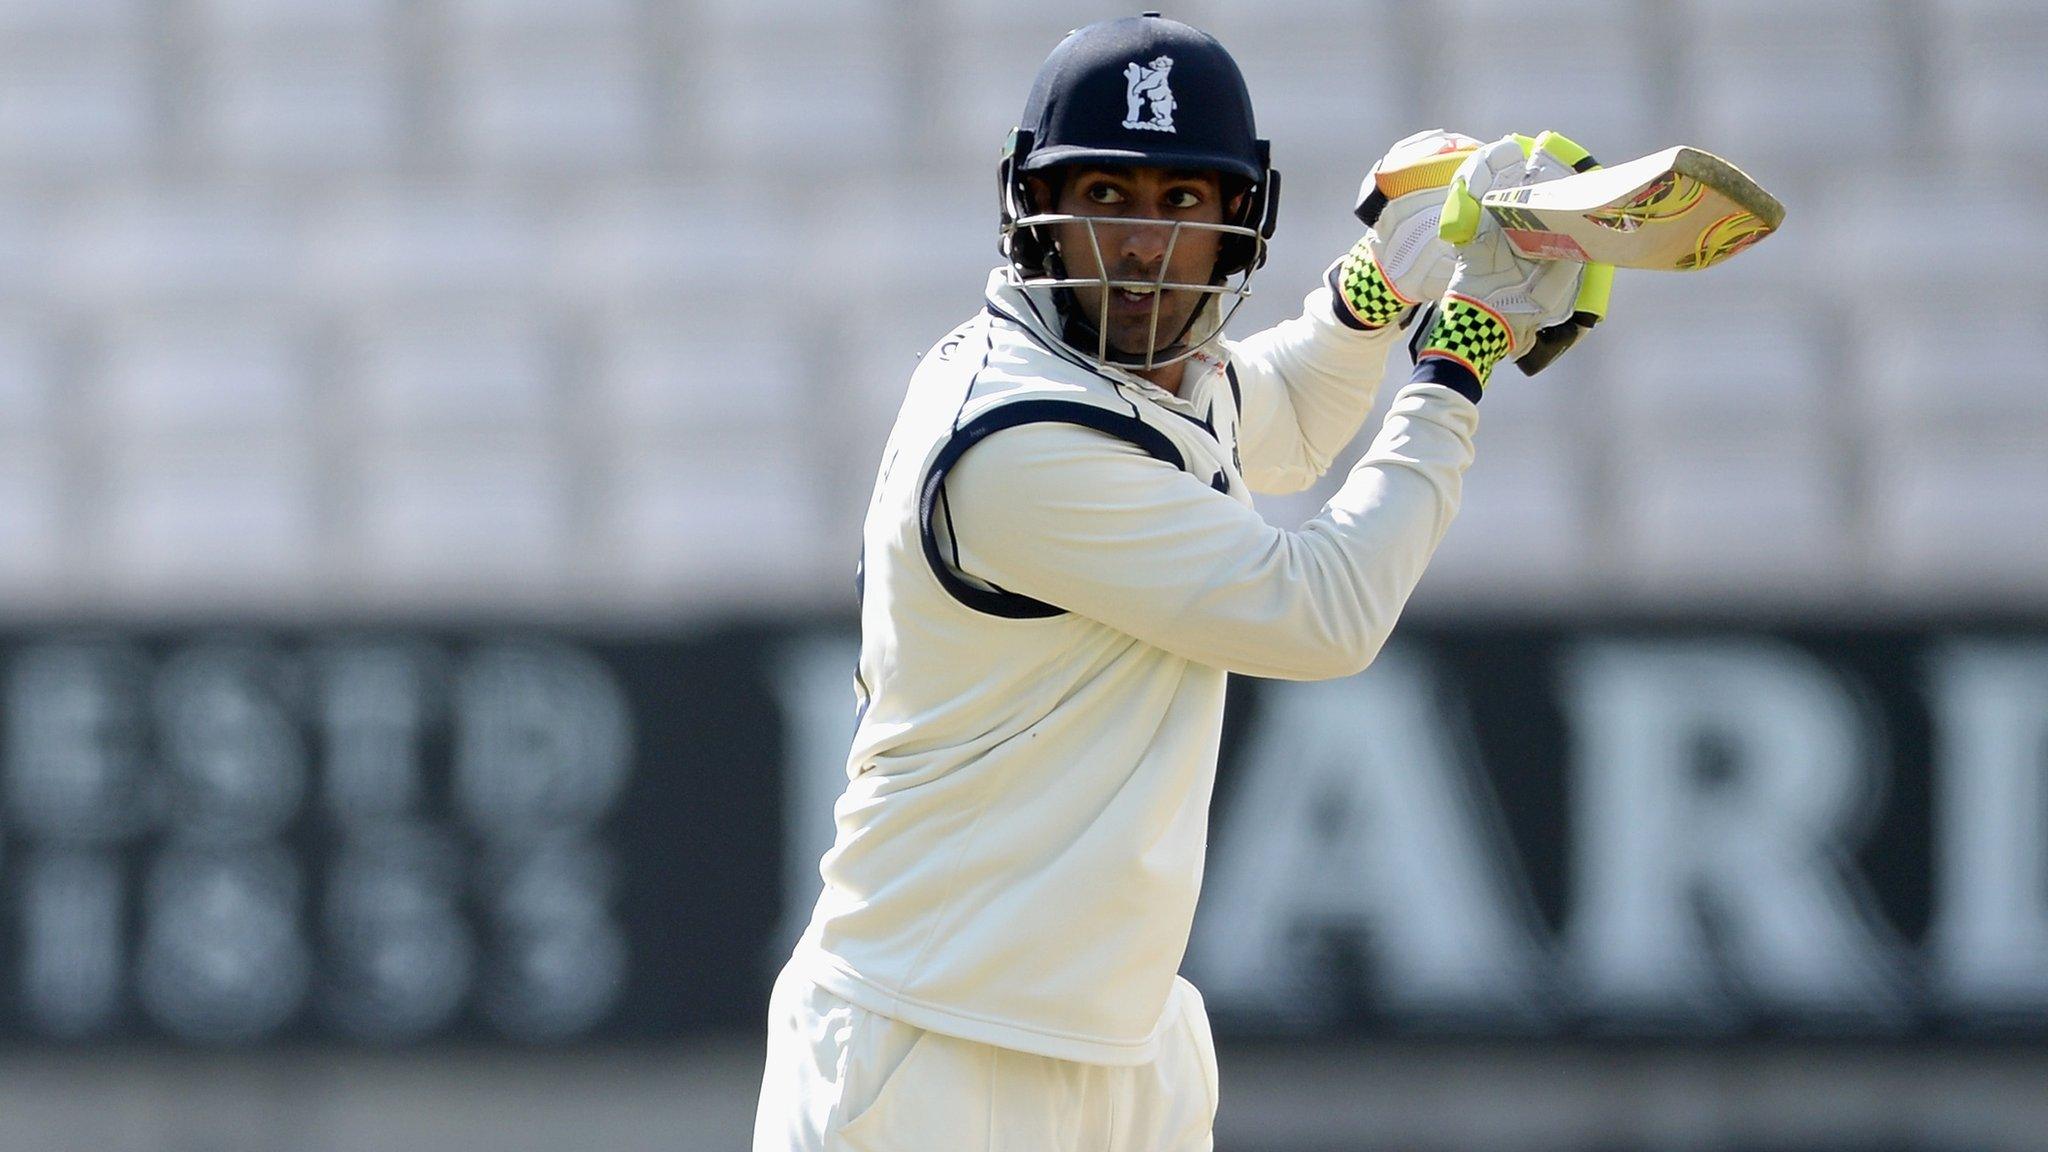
[1412,294,1511,404]
[1328,235,1410,331]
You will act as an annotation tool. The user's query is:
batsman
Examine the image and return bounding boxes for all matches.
[756,14,1602,1150]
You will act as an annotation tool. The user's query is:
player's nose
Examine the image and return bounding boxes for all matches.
[1111,219,1172,274]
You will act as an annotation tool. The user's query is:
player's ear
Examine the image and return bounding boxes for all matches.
[1024,175,1054,213]
[1220,174,1250,221]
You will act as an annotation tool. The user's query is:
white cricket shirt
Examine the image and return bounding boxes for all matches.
[793,269,1479,1064]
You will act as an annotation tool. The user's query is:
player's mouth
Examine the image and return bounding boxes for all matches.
[1111,285,1164,313]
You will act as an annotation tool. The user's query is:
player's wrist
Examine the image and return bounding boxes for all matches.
[1415,294,1512,399]
[1410,354,1485,405]
[1328,237,1411,330]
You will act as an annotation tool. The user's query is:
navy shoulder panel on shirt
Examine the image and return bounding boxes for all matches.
[919,399,1187,619]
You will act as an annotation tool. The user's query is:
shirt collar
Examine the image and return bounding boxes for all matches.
[982,269,1225,414]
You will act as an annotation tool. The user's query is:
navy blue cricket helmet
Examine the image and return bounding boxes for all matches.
[999,13,1280,285]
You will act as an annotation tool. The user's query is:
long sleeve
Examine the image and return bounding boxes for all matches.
[945,378,1479,681]
[1226,278,1407,496]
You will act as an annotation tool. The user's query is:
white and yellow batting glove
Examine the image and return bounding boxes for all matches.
[1327,129,1484,330]
[1409,131,1624,397]
[1432,130,1617,379]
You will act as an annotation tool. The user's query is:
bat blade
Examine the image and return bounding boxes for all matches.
[1482,146,1785,271]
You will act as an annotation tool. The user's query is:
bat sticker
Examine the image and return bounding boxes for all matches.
[1680,210,1775,270]
[1504,229,1591,261]
[1488,204,1545,232]
[1583,171,1705,233]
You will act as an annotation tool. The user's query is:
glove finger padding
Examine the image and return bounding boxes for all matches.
[1355,129,1484,303]
[1331,129,1483,329]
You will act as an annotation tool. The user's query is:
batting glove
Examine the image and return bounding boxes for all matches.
[1413,132,1596,392]
[1328,129,1483,330]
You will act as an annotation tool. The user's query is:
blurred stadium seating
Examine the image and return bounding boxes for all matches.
[0,0,2035,623]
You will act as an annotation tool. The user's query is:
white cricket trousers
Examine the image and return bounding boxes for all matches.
[752,962,1219,1152]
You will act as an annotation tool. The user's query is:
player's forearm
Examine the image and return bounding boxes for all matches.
[1144,379,1474,680]
[1239,378,1477,678]
[1230,282,1404,495]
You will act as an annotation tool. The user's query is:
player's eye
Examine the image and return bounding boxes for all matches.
[1084,182,1126,206]
[1164,188,1205,210]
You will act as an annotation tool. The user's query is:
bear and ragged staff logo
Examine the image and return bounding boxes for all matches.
[1121,56,1176,133]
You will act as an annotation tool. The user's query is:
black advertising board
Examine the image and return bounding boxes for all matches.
[0,628,788,1044]
[0,622,2043,1046]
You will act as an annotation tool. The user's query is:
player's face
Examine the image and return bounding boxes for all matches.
[1043,166,1229,360]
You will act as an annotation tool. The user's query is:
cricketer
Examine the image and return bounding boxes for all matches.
[754,13,1594,1150]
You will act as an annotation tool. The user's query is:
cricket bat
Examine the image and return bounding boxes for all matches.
[1465,145,1785,271]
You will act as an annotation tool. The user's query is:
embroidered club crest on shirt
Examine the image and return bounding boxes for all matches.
[1120,56,1176,133]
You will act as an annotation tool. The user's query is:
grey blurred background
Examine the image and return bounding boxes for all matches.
[1,0,2040,622]
[0,0,2043,1149]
